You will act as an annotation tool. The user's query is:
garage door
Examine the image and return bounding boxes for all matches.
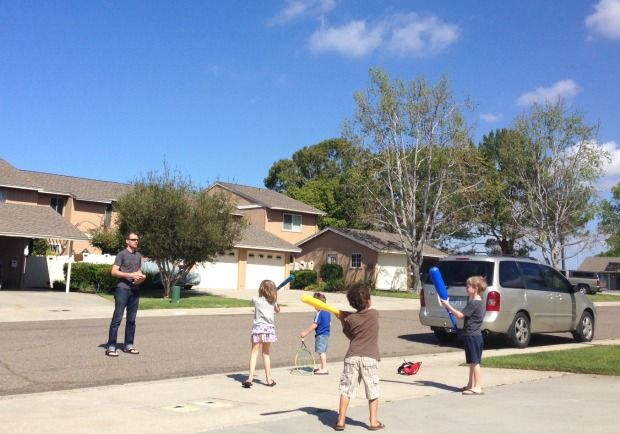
[245,251,285,290]
[376,252,408,290]
[195,251,238,290]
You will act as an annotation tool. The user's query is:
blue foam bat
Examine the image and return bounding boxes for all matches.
[429,266,458,330]
[277,274,295,290]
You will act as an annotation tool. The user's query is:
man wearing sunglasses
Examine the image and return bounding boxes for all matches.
[105,232,146,357]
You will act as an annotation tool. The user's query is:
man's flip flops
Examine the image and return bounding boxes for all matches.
[462,389,484,395]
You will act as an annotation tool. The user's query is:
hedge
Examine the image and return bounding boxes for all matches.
[291,270,317,289]
[320,263,343,282]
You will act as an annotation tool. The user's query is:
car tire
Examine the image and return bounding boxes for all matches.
[572,311,595,342]
[508,312,531,348]
[433,328,458,344]
[577,284,590,295]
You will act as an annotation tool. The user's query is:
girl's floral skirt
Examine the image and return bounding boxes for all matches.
[251,324,277,343]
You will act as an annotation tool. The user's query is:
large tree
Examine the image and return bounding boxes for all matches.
[475,128,531,255]
[115,166,245,297]
[264,138,371,229]
[598,183,620,256]
[509,101,608,268]
[346,69,482,291]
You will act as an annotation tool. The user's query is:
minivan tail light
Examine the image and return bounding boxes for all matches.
[420,289,426,307]
[596,278,601,287]
[486,290,500,312]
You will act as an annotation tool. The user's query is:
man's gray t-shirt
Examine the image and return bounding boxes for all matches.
[114,249,142,289]
[461,299,485,336]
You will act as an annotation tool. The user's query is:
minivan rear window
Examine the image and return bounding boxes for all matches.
[429,261,494,286]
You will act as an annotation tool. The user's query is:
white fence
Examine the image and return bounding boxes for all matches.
[23,254,115,288]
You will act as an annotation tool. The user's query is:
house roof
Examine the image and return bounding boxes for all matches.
[0,202,89,240]
[0,159,131,203]
[578,256,620,273]
[212,182,325,216]
[298,227,447,258]
[235,225,301,253]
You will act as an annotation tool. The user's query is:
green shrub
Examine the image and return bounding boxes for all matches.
[52,280,66,291]
[320,278,344,292]
[320,263,343,282]
[93,265,117,292]
[63,263,117,291]
[291,270,317,289]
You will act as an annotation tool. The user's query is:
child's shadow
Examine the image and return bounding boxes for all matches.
[261,407,366,430]
[380,378,460,392]
[225,373,273,387]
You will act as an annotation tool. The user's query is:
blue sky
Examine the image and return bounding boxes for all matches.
[2,1,620,266]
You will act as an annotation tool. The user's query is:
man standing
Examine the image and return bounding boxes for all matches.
[106,232,145,357]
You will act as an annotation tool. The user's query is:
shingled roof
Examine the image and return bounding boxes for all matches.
[213,182,325,215]
[0,159,131,203]
[298,227,447,258]
[578,256,620,273]
[235,225,301,253]
[0,202,89,240]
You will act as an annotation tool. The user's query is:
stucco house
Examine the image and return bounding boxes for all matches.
[0,159,129,288]
[196,182,325,290]
[295,227,447,290]
[578,256,620,291]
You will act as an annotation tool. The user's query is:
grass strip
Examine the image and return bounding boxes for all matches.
[483,345,620,376]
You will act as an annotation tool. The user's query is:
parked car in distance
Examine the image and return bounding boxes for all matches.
[419,255,596,348]
[141,261,201,290]
[560,270,602,294]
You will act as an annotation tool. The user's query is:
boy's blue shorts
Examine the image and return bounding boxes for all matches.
[315,334,329,353]
[463,334,484,364]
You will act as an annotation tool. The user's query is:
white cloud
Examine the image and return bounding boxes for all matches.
[480,113,503,123]
[309,20,383,57]
[308,12,459,58]
[585,0,620,40]
[600,140,620,176]
[271,0,337,25]
[516,80,580,107]
[386,13,459,57]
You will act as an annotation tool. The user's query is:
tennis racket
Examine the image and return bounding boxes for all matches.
[293,339,315,375]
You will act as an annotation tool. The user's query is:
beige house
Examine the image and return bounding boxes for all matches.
[197,182,325,290]
[296,227,447,290]
[0,159,131,287]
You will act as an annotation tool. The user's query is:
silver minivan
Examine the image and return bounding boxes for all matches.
[419,256,596,348]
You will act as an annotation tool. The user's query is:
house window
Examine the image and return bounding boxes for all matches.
[50,197,65,215]
[351,253,362,269]
[283,213,302,232]
[0,190,6,203]
[328,254,338,264]
[104,203,113,227]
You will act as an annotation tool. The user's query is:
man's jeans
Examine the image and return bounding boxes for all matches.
[107,287,140,350]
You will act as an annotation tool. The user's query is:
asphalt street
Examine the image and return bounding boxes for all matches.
[1,306,619,396]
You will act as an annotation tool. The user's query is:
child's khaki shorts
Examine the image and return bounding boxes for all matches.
[339,356,379,400]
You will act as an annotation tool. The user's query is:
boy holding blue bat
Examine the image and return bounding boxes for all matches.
[440,275,487,395]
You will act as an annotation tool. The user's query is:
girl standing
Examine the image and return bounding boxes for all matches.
[243,279,280,388]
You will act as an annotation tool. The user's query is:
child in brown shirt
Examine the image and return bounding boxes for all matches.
[334,284,383,431]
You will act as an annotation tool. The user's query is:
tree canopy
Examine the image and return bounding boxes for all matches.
[598,183,620,256]
[346,68,481,290]
[264,138,371,229]
[508,100,608,268]
[115,166,245,297]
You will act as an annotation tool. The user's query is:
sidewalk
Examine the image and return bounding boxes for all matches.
[1,339,618,434]
[0,288,421,322]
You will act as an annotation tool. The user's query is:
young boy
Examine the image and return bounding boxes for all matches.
[334,284,384,431]
[441,275,487,395]
[299,292,331,375]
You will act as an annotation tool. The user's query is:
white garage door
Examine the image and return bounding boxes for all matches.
[245,251,286,290]
[195,251,238,290]
[375,252,408,290]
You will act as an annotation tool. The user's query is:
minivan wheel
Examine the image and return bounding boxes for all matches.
[577,284,589,295]
[572,311,595,342]
[508,312,531,348]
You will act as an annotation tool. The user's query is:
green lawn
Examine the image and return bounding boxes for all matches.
[483,345,620,376]
[589,293,620,302]
[98,288,251,310]
[371,289,419,299]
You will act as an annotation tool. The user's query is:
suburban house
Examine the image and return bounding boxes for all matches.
[578,256,620,290]
[0,159,130,288]
[295,227,447,290]
[196,182,325,290]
